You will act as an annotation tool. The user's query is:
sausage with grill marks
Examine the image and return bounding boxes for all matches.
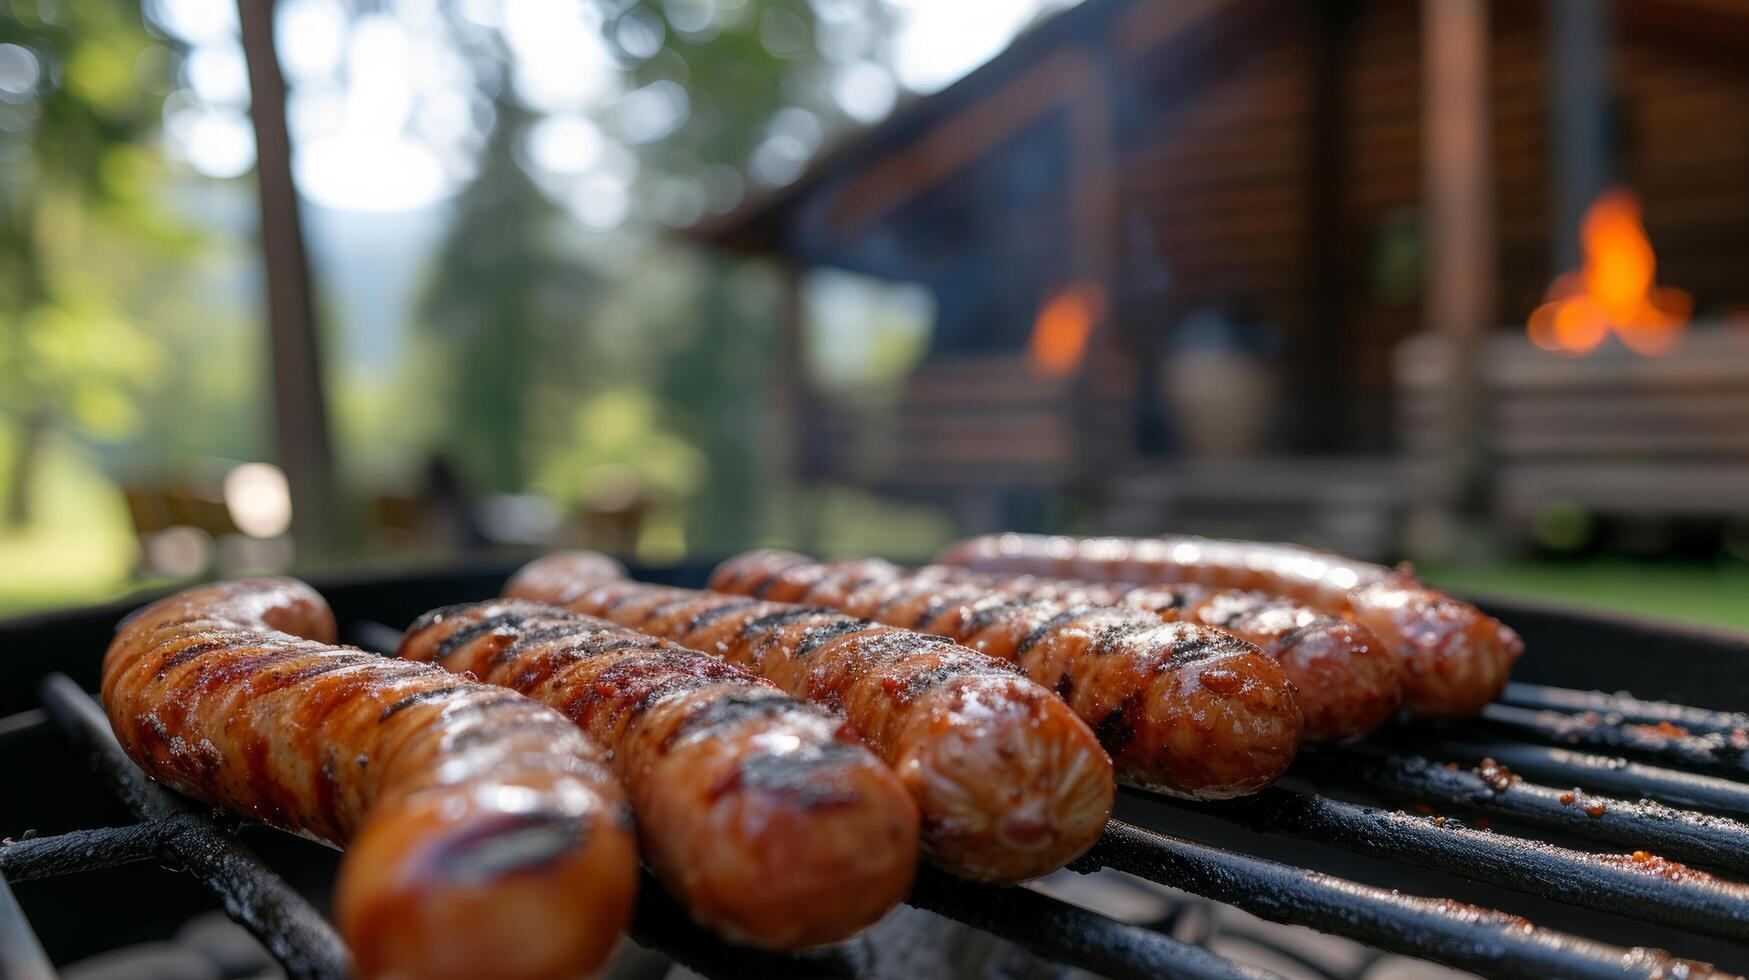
[937,533,1522,718]
[505,555,1114,884]
[102,579,638,980]
[836,564,1401,743]
[398,599,918,949]
[710,551,1304,797]
[1149,587,1397,742]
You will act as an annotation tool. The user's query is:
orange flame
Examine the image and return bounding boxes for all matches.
[1527,189,1691,356]
[1028,281,1107,378]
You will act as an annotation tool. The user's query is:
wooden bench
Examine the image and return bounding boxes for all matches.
[1395,326,1749,528]
[801,353,1075,493]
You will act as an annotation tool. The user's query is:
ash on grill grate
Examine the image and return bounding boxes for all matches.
[1083,820,1731,980]
[1471,703,1749,780]
[1317,747,1749,879]
[1406,739,1749,819]
[1500,683,1749,737]
[1144,785,1749,944]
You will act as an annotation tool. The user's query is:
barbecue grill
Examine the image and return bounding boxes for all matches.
[3,561,1747,979]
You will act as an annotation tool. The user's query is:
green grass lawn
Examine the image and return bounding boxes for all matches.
[1419,560,1749,633]
[0,432,139,617]
[1,433,1744,634]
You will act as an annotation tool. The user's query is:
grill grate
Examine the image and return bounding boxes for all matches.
[1315,747,1749,879]
[1499,682,1749,736]
[0,870,54,980]
[1155,785,1749,944]
[1468,703,1749,780]
[1388,738,1749,818]
[1085,821,1721,980]
[2,572,1747,979]
[14,675,352,980]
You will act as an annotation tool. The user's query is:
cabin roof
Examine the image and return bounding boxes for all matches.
[685,0,1136,253]
[685,0,1749,256]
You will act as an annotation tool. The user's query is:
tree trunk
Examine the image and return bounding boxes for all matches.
[3,409,49,529]
[1422,0,1496,540]
[237,0,341,556]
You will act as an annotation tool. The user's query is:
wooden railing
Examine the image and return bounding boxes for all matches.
[801,354,1075,492]
[1395,326,1749,525]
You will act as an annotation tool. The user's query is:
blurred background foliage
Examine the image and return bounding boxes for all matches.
[0,0,1050,613]
[0,0,1744,632]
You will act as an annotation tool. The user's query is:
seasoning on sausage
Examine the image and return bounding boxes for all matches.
[103,578,638,980]
[861,565,1401,743]
[938,533,1523,718]
[710,551,1304,797]
[505,557,1115,884]
[399,599,918,949]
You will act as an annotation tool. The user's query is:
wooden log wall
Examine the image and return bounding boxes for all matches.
[1111,0,1749,453]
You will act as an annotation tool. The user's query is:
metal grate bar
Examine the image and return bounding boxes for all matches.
[1317,749,1749,878]
[627,873,869,979]
[36,675,353,980]
[1086,820,1721,980]
[0,823,186,882]
[908,869,1280,980]
[0,708,45,742]
[1470,703,1749,780]
[1418,739,1749,819]
[346,622,407,658]
[1502,683,1749,736]
[0,870,56,980]
[1146,787,1749,943]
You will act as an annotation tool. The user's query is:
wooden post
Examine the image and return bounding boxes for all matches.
[771,259,813,546]
[1064,49,1120,486]
[1296,0,1353,453]
[1550,0,1612,271]
[236,0,339,555]
[1422,0,1496,529]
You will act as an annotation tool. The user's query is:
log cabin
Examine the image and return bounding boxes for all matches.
[691,0,1749,555]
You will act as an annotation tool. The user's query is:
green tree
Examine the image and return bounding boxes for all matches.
[420,89,598,494]
[0,1,182,526]
[418,0,872,550]
[607,0,850,552]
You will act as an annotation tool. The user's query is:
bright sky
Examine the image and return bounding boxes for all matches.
[155,0,1076,219]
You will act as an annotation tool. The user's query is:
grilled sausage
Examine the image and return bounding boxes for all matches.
[399,599,918,949]
[505,555,1114,883]
[938,533,1523,718]
[102,579,638,980]
[709,551,1304,798]
[1151,588,1398,741]
[872,567,1401,743]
